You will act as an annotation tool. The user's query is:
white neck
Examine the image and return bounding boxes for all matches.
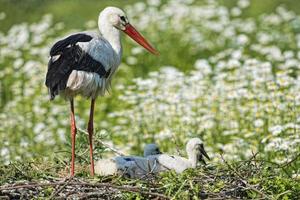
[187,150,198,168]
[98,18,122,58]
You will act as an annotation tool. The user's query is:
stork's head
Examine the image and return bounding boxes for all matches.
[144,143,162,157]
[99,7,159,55]
[186,138,210,165]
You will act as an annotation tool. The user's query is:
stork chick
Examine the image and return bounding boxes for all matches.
[120,138,210,178]
[95,143,161,176]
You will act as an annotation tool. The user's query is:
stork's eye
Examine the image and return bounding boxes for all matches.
[120,16,126,22]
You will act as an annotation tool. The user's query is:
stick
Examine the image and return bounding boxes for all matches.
[220,154,270,200]
[0,181,169,199]
[48,177,73,199]
[280,152,300,168]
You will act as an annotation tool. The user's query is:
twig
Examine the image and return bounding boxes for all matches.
[280,152,300,168]
[276,190,292,199]
[48,177,73,199]
[76,191,112,199]
[54,150,89,163]
[220,154,270,200]
[235,159,290,176]
[77,128,125,156]
[11,163,28,178]
[0,181,169,199]
[172,180,187,199]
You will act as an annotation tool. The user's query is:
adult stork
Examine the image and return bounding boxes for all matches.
[45,7,158,176]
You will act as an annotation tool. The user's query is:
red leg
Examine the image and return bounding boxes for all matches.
[88,99,95,176]
[70,99,76,176]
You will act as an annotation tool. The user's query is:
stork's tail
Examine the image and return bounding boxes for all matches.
[95,159,118,176]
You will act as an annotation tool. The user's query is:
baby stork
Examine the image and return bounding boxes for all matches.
[95,143,162,176]
[45,7,158,176]
[120,138,210,178]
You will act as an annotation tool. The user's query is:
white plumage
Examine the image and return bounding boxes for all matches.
[64,70,105,98]
[64,9,124,99]
[95,143,161,176]
[150,138,210,173]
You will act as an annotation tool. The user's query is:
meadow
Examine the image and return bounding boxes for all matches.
[0,0,300,199]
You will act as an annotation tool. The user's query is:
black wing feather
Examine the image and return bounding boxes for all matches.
[50,33,93,56]
[45,33,110,100]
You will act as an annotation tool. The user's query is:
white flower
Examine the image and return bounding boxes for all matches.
[13,58,24,69]
[231,7,242,16]
[269,125,284,136]
[1,148,9,157]
[257,32,272,44]
[33,123,46,134]
[131,47,144,55]
[254,119,264,128]
[147,0,161,6]
[194,59,212,75]
[126,56,138,65]
[237,0,250,9]
[236,34,249,45]
[292,173,300,179]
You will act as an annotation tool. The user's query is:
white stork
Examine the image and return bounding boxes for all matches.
[45,7,158,176]
[95,143,162,176]
[117,138,210,178]
[148,138,210,173]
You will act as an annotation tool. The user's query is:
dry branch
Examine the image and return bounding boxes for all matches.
[220,154,270,200]
[0,180,169,199]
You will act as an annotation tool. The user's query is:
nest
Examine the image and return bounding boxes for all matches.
[0,153,298,199]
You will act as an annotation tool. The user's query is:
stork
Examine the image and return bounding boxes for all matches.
[95,143,162,176]
[45,7,158,176]
[116,138,210,178]
[147,138,210,173]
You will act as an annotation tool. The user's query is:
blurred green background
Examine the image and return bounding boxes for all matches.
[1,0,300,32]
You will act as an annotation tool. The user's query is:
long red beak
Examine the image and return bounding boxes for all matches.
[123,23,159,55]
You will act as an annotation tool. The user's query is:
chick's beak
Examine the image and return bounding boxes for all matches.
[199,144,210,160]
